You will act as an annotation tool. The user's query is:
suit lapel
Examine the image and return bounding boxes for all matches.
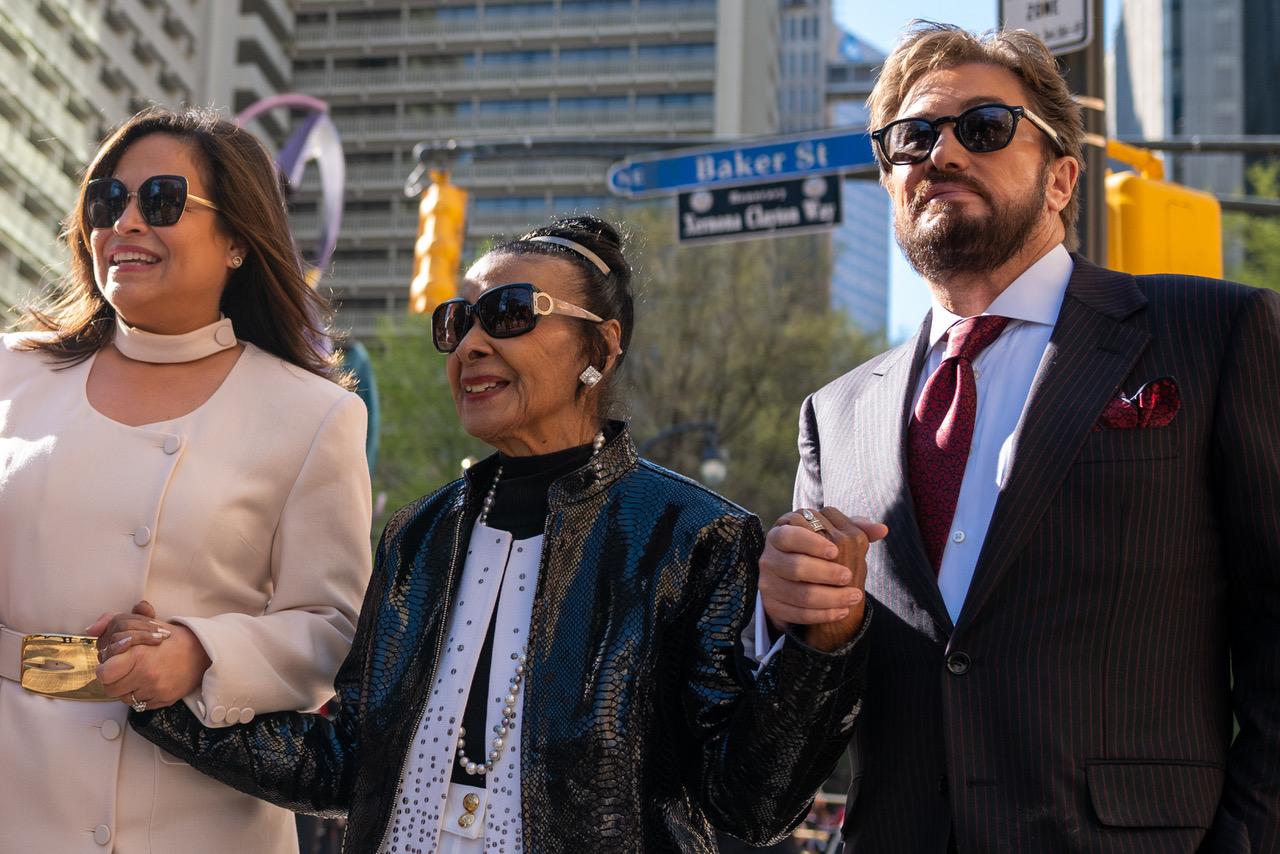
[854,316,954,633]
[955,257,1151,632]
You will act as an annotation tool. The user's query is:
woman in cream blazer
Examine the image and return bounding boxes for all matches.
[0,108,371,853]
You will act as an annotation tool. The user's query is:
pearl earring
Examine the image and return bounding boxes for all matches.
[230,256,243,268]
[579,366,603,387]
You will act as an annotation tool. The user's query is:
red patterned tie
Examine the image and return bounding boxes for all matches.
[907,315,1010,574]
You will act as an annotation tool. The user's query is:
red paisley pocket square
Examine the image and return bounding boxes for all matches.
[1094,377,1180,431]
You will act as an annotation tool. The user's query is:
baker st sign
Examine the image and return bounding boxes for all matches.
[607,129,874,198]
[677,175,842,245]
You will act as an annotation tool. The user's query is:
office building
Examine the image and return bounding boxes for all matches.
[826,28,888,336]
[1110,0,1244,194]
[289,0,780,336]
[778,0,829,133]
[0,0,295,320]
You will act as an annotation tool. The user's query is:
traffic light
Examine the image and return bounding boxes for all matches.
[1105,140,1223,279]
[410,169,468,315]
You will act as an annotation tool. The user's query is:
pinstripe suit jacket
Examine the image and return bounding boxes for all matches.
[795,257,1280,852]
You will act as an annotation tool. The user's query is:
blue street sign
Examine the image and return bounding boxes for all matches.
[606,128,876,198]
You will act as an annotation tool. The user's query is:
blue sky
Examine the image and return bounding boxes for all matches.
[833,1,1121,341]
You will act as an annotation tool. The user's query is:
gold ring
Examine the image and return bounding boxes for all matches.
[799,508,827,533]
[129,692,147,713]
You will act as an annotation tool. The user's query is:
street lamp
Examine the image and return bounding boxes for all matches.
[637,421,728,486]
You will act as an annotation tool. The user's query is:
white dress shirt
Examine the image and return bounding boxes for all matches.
[920,244,1072,622]
[751,244,1074,659]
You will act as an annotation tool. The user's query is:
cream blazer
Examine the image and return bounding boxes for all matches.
[0,334,373,854]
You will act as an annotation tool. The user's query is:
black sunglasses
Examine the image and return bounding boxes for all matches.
[84,174,219,229]
[432,283,604,353]
[871,103,1064,166]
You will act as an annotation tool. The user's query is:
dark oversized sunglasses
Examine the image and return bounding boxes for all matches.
[871,103,1064,166]
[432,282,604,353]
[84,174,219,229]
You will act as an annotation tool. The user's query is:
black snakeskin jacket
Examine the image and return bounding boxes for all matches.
[134,426,870,853]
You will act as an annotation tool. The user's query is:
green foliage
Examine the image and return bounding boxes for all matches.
[366,315,487,536]
[621,206,883,521]
[363,207,885,535]
[1224,159,1280,294]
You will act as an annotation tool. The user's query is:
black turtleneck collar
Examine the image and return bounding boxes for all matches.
[483,440,595,539]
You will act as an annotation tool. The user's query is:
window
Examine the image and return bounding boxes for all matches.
[483,2,554,18]
[559,46,630,64]
[477,98,551,114]
[558,95,629,112]
[636,43,713,61]
[480,49,552,66]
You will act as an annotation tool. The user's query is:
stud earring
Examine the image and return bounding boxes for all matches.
[230,256,243,268]
[579,366,603,387]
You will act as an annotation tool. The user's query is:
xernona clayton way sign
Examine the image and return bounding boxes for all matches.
[606,128,875,198]
[677,175,843,245]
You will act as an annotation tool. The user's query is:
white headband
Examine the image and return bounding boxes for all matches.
[526,235,611,276]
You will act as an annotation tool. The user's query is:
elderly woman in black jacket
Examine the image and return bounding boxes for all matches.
[133,215,872,853]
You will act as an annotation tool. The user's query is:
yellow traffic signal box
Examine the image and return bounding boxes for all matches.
[410,169,468,315]
[1105,141,1223,279]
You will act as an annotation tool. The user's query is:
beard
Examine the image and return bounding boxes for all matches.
[894,161,1050,281]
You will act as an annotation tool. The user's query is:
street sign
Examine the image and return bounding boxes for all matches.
[1000,0,1093,55]
[677,175,842,245]
[607,128,874,198]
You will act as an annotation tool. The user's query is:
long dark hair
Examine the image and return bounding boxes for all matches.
[20,106,346,383]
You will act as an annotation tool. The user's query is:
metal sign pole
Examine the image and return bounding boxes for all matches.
[999,0,1107,263]
[1060,4,1108,263]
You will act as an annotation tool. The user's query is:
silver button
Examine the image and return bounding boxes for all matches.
[133,526,152,546]
[214,326,236,347]
[973,369,982,380]
[100,719,122,740]
[162,435,181,454]
[951,530,966,544]
[93,824,111,845]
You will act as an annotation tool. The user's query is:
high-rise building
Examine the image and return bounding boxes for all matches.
[0,1,100,317]
[96,0,296,139]
[826,29,888,336]
[1241,0,1280,156]
[0,0,295,320]
[1109,0,1244,194]
[289,0,779,337]
[778,0,829,133]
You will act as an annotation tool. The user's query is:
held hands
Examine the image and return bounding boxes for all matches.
[87,600,212,711]
[758,507,888,652]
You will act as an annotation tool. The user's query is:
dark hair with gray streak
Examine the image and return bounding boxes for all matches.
[490,215,635,421]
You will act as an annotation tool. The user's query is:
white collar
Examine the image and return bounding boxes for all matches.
[926,243,1074,349]
[113,314,238,363]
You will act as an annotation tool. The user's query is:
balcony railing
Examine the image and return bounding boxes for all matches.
[0,123,78,212]
[294,56,712,94]
[329,106,711,141]
[296,158,601,195]
[0,186,66,274]
[0,49,85,150]
[295,4,716,46]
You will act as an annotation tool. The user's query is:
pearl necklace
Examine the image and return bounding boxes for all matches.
[459,429,606,776]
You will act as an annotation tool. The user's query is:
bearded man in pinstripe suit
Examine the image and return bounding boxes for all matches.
[753,22,1279,854]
